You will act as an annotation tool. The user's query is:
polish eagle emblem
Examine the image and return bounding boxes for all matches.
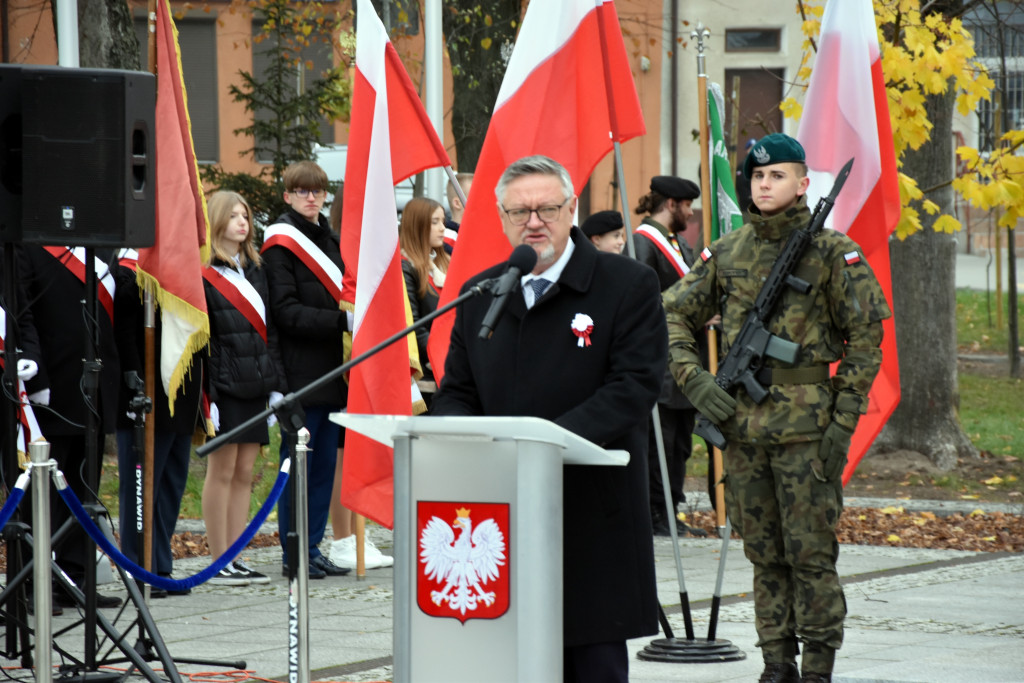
[419,507,507,616]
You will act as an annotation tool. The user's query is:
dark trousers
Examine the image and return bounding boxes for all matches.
[277,405,339,562]
[116,428,192,575]
[647,404,695,515]
[564,640,628,683]
[18,433,103,583]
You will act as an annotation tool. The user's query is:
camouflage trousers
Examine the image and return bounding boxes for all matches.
[723,439,846,674]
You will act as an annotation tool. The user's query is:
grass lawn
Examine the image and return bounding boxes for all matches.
[954,288,1024,463]
[956,287,1024,355]
[101,424,283,520]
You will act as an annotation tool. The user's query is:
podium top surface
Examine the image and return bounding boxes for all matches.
[330,413,628,466]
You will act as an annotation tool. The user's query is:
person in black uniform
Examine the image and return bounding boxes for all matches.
[632,176,708,536]
[113,249,202,597]
[19,245,123,608]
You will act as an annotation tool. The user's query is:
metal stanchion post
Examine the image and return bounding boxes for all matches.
[287,428,310,683]
[30,440,54,683]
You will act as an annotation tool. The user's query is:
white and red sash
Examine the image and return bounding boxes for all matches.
[0,308,43,464]
[635,225,689,278]
[117,247,139,271]
[203,264,268,344]
[42,246,116,322]
[261,223,343,304]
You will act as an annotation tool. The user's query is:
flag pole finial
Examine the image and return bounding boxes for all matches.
[691,24,711,77]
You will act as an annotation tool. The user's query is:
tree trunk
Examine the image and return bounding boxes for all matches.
[442,0,521,171]
[873,88,977,470]
[77,0,140,70]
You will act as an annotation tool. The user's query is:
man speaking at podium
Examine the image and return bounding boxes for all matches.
[433,155,665,682]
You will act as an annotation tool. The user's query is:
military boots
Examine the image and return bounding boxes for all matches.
[801,674,832,682]
[758,662,800,683]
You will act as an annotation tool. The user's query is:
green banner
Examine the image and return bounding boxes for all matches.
[708,82,744,242]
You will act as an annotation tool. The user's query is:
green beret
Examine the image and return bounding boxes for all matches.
[742,133,806,179]
[650,176,700,201]
[581,210,624,238]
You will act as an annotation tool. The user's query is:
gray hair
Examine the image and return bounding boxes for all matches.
[494,155,573,204]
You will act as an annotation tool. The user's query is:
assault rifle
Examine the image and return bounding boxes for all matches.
[695,158,854,449]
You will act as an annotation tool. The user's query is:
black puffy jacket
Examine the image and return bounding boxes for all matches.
[261,209,348,408]
[203,257,286,403]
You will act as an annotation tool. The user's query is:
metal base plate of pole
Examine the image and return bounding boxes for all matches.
[638,637,746,663]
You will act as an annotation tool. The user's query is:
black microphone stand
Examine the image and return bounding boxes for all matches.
[1,243,33,666]
[197,277,496,455]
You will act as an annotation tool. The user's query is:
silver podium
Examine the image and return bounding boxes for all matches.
[331,414,628,683]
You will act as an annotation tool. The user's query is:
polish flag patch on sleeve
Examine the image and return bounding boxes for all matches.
[844,250,861,265]
[700,247,713,262]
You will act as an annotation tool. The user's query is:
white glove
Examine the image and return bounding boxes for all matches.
[17,359,38,381]
[28,388,50,406]
[267,392,284,427]
[210,402,220,432]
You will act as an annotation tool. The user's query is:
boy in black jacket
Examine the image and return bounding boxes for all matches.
[260,161,350,578]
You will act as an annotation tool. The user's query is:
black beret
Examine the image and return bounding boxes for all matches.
[742,133,806,179]
[650,175,700,201]
[581,210,624,238]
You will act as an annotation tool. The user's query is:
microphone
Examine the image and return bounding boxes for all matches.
[478,244,538,339]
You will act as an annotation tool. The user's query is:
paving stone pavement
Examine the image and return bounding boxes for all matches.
[8,510,1023,683]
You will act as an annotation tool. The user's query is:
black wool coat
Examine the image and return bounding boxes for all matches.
[261,209,348,408]
[19,245,121,435]
[634,218,703,409]
[433,229,665,647]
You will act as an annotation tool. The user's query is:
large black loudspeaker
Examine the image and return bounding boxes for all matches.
[0,65,155,247]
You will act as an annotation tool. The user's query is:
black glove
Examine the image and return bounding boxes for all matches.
[684,370,736,424]
[819,421,854,482]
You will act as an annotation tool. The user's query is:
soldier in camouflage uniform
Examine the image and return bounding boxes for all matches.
[662,134,891,683]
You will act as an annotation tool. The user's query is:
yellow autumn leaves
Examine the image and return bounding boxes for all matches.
[785,0,1008,241]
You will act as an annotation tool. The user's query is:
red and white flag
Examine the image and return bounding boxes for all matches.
[339,0,452,529]
[797,0,901,484]
[427,0,644,381]
[137,0,210,414]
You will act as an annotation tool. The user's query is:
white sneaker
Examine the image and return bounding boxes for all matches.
[329,534,394,569]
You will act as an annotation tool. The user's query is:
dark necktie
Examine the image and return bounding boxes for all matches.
[530,278,551,302]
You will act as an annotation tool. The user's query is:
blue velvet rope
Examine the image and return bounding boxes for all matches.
[0,475,28,530]
[57,461,290,592]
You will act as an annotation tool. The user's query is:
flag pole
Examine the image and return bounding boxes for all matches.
[442,165,468,207]
[595,3,711,660]
[694,24,727,535]
[590,4,637,258]
[142,0,158,594]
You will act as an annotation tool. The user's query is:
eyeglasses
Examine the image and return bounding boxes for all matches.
[292,188,326,198]
[501,198,569,226]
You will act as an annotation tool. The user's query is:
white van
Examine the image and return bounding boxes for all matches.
[313,143,417,213]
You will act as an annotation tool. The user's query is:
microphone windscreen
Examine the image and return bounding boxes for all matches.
[508,244,538,273]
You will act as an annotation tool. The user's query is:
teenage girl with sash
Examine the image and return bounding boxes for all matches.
[201,190,285,586]
[399,197,449,385]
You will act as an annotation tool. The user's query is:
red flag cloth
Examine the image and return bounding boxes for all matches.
[339,0,452,528]
[427,0,645,382]
[797,0,901,484]
[137,0,210,414]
